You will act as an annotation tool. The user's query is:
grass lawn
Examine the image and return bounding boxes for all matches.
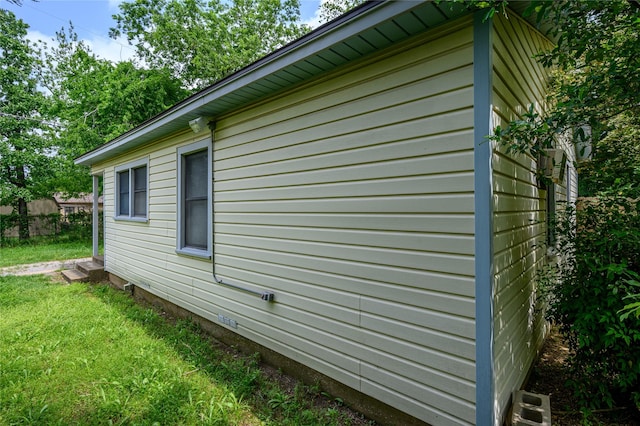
[0,237,98,268]
[0,275,367,425]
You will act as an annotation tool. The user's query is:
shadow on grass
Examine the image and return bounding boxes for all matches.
[85,283,367,426]
[88,284,262,395]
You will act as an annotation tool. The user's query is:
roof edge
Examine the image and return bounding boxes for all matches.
[75,0,401,167]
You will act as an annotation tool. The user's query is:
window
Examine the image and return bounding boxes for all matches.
[115,158,148,221]
[177,140,211,258]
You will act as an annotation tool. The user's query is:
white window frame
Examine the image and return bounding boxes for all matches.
[114,157,149,222]
[176,139,211,259]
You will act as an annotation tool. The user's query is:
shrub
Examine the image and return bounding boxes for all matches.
[541,197,640,414]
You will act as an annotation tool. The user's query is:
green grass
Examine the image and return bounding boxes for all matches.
[0,237,98,268]
[0,275,366,425]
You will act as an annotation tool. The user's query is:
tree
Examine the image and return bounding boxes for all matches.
[492,0,640,158]
[110,0,309,91]
[0,9,53,240]
[41,26,189,195]
[317,0,366,23]
[577,113,640,197]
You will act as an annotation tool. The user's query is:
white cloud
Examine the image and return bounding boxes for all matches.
[25,29,54,47]
[302,0,324,29]
[27,29,136,64]
[84,34,137,63]
[108,0,126,11]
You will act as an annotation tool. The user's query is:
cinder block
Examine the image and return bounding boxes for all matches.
[511,390,551,426]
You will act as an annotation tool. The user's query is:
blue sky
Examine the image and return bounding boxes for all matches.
[4,0,324,62]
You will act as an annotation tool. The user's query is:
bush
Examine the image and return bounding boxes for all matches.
[542,197,640,414]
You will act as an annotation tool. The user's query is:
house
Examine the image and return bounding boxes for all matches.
[54,193,104,220]
[0,198,60,238]
[75,2,577,424]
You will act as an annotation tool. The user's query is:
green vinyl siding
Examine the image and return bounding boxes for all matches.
[491,12,554,424]
[211,19,477,425]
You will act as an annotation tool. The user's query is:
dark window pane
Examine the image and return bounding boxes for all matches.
[118,171,129,216]
[133,166,147,217]
[185,150,207,199]
[185,199,207,249]
[134,166,147,191]
[134,192,146,217]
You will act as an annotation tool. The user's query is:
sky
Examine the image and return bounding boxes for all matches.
[3,0,324,63]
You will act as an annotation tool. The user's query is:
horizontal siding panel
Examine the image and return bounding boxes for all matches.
[218,276,360,326]
[493,238,539,273]
[149,171,177,185]
[217,123,474,186]
[492,59,532,121]
[494,19,545,101]
[217,194,475,214]
[361,343,475,399]
[150,195,176,206]
[357,327,475,381]
[361,298,474,338]
[362,377,474,426]
[361,313,475,361]
[218,224,474,255]
[493,194,544,213]
[148,185,176,197]
[493,223,544,253]
[216,236,474,276]
[216,213,474,235]
[211,260,359,309]
[217,174,473,202]
[217,254,475,300]
[493,173,540,199]
[217,128,474,183]
[492,152,536,182]
[149,159,178,174]
[363,364,475,423]
[494,251,544,304]
[216,88,473,162]
[493,210,545,234]
[163,262,214,285]
[148,212,177,222]
[217,151,474,190]
[107,239,170,264]
[216,72,473,160]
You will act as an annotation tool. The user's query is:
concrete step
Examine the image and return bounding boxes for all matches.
[61,268,89,283]
[93,255,104,266]
[77,261,106,282]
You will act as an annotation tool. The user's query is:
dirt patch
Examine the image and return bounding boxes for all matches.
[526,327,640,425]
